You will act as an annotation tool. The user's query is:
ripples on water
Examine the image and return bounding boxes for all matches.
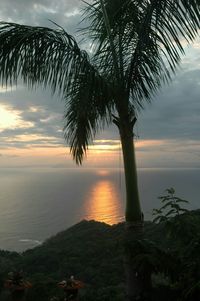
[0,167,199,251]
[83,179,123,224]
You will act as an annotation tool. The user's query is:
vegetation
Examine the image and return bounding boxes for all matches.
[1,1,200,299]
[152,188,189,223]
[0,203,200,300]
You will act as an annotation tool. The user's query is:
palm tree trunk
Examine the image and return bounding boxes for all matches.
[117,117,150,301]
[120,123,141,223]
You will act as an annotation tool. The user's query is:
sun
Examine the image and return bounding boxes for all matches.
[0,104,20,130]
[0,104,34,131]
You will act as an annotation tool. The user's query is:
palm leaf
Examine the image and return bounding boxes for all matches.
[1,0,200,163]
[0,21,114,163]
[82,0,200,110]
[0,22,94,95]
[63,66,113,164]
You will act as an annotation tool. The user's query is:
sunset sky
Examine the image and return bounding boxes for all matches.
[0,0,200,169]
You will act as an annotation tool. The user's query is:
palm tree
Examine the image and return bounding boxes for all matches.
[0,1,200,300]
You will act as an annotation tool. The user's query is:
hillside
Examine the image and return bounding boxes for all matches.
[0,220,125,300]
[0,211,200,300]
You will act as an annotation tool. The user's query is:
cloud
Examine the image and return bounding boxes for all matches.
[0,0,83,35]
[0,0,199,169]
[0,86,65,145]
[138,68,200,142]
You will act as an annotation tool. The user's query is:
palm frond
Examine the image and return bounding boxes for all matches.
[125,0,200,81]
[0,22,90,94]
[81,0,131,87]
[1,0,200,162]
[64,70,113,164]
[0,21,113,164]
[82,0,200,109]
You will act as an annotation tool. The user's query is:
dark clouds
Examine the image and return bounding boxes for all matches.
[0,86,65,147]
[0,0,84,37]
[0,0,199,168]
[0,0,91,151]
[138,68,200,142]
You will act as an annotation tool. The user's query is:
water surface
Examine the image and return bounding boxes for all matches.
[0,167,199,251]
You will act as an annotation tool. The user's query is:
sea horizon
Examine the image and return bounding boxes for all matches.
[0,167,199,252]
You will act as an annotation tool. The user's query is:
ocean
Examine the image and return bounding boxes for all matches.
[0,167,199,252]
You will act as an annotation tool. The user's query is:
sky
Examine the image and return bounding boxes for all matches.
[0,0,200,169]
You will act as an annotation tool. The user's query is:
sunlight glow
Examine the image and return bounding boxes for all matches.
[95,169,110,176]
[0,86,13,93]
[0,105,20,130]
[90,144,120,151]
[0,104,34,131]
[1,138,199,168]
[12,134,58,142]
[83,180,123,224]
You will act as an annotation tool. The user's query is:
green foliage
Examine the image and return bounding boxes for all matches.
[0,2,200,298]
[152,187,189,223]
[152,190,200,300]
[152,188,199,246]
[0,221,124,301]
[174,233,200,301]
[0,210,200,300]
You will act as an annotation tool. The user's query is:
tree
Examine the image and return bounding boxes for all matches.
[0,0,200,300]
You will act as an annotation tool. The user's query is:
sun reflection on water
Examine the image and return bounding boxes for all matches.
[83,179,123,225]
